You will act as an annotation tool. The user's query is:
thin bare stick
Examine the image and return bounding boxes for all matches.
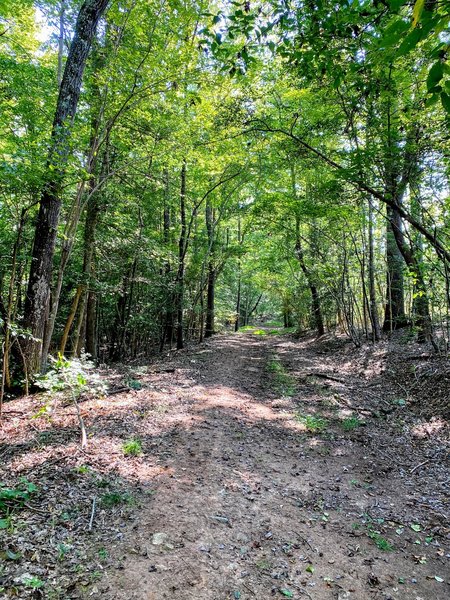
[88,496,97,531]
[410,459,431,474]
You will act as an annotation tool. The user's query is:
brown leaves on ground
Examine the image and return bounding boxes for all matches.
[0,332,448,599]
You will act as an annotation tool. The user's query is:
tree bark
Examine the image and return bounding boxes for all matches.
[160,168,174,351]
[23,0,109,375]
[367,198,381,341]
[205,197,215,338]
[388,206,433,343]
[291,167,324,337]
[57,1,65,86]
[234,217,242,332]
[71,181,101,356]
[176,160,187,350]
[383,205,407,332]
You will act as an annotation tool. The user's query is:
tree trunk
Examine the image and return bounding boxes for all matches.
[71,184,101,356]
[23,0,109,375]
[234,216,242,332]
[367,198,381,341]
[297,248,324,336]
[59,286,83,355]
[176,160,187,350]
[85,286,97,358]
[205,196,215,338]
[205,266,215,338]
[383,205,407,332]
[292,167,324,337]
[160,168,174,351]
[57,1,65,86]
[1,210,27,415]
[388,205,433,343]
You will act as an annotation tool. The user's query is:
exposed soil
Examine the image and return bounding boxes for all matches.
[0,331,449,600]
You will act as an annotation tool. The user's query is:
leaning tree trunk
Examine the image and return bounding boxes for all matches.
[23,0,109,376]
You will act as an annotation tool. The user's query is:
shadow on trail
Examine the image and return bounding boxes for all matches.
[0,333,448,600]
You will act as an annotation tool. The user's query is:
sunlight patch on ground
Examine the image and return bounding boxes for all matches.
[412,418,447,438]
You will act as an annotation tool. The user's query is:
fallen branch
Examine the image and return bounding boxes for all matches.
[243,583,256,596]
[106,387,131,396]
[23,503,48,515]
[306,372,346,384]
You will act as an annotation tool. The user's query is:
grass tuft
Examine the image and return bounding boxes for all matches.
[266,356,296,396]
[295,413,328,433]
[341,415,364,431]
[122,438,142,456]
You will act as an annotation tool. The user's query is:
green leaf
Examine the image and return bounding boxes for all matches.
[379,19,410,48]
[280,590,294,598]
[410,523,422,532]
[0,519,9,529]
[427,62,444,92]
[425,93,440,108]
[440,92,450,114]
[412,0,425,27]
[306,564,314,573]
[396,28,421,57]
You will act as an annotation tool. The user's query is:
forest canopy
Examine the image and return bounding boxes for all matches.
[0,0,449,394]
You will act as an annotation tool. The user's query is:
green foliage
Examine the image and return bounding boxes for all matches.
[22,576,45,590]
[126,378,143,390]
[358,515,394,551]
[73,465,91,475]
[100,492,134,508]
[1,0,449,375]
[98,547,109,560]
[266,356,296,396]
[367,527,394,552]
[122,438,143,457]
[0,478,38,515]
[35,354,106,407]
[295,413,328,433]
[57,543,70,562]
[341,416,364,431]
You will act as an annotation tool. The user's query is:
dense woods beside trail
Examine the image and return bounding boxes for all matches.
[0,1,449,599]
[1,0,449,388]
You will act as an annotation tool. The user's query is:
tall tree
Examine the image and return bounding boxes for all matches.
[23,0,110,374]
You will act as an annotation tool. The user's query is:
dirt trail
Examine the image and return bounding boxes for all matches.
[103,333,449,600]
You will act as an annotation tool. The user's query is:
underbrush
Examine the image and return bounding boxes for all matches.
[266,355,296,396]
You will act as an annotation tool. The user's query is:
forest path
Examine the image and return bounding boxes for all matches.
[105,332,449,600]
